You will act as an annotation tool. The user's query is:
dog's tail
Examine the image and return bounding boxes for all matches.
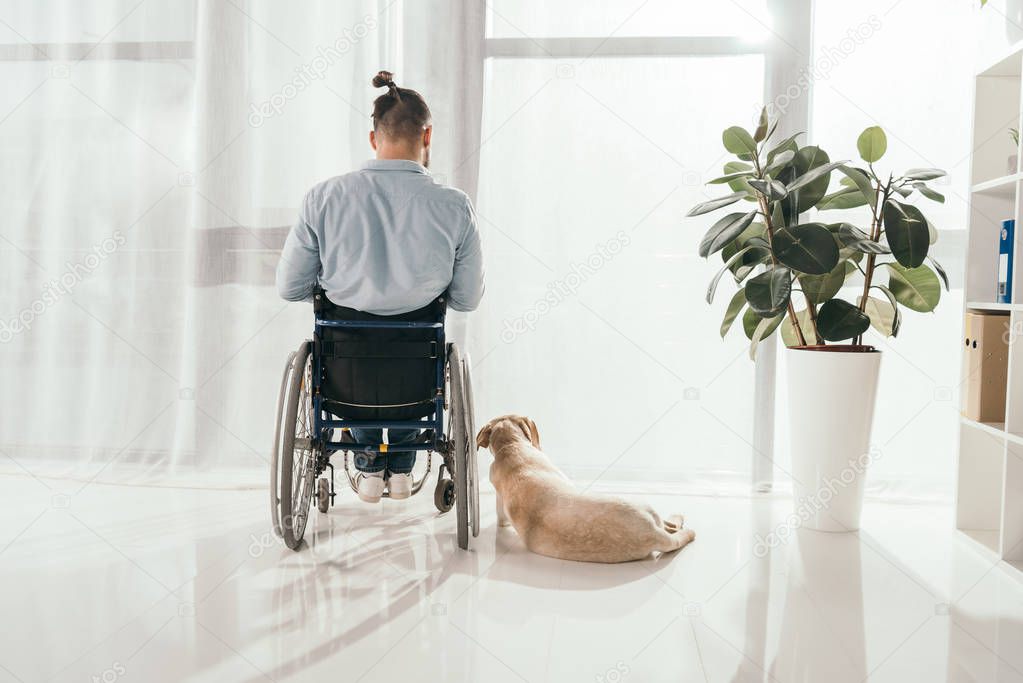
[655,514,695,554]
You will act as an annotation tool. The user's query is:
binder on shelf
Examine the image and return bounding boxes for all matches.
[963,311,1010,423]
[997,219,1014,304]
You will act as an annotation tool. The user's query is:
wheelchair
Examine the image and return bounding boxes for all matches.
[270,289,479,551]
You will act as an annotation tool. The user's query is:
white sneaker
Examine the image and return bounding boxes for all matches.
[387,473,413,500]
[357,471,385,503]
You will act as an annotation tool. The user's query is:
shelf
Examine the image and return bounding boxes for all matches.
[966,301,1018,311]
[971,173,1022,197]
[961,416,1007,439]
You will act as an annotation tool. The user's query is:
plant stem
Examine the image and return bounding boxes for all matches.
[807,301,823,344]
[854,179,889,346]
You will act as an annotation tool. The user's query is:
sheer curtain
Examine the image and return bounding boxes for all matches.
[0,0,478,486]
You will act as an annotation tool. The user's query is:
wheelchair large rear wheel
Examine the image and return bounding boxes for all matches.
[462,352,480,538]
[271,340,317,550]
[447,343,478,550]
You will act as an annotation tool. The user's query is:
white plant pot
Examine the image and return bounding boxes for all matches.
[785,346,881,532]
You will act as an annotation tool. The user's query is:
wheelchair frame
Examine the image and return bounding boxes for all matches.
[270,295,479,552]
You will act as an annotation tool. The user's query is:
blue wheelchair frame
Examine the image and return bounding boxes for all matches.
[312,317,447,457]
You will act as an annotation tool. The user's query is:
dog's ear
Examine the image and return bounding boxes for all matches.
[527,418,540,449]
[476,423,493,449]
[515,416,540,448]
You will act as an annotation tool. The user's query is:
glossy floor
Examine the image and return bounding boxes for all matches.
[2,474,1022,683]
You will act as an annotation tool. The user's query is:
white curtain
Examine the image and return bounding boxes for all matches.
[0,0,484,486]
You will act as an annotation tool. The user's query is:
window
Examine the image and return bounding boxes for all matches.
[471,5,782,487]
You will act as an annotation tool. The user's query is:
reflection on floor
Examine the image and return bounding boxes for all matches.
[1,474,1021,682]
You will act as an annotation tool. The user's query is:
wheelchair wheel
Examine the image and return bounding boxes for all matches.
[434,476,455,513]
[270,350,296,539]
[271,340,317,550]
[447,343,476,550]
[317,477,330,514]
[462,353,480,538]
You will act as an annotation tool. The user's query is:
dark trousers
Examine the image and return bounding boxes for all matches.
[350,428,418,474]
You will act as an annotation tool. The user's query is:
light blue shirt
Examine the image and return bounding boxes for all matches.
[276,159,485,315]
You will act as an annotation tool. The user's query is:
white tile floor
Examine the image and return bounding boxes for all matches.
[2,474,1022,683]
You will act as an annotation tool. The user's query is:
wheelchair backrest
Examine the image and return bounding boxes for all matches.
[313,291,446,421]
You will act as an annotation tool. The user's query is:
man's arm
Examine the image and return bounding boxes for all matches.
[276,214,320,302]
[447,201,484,312]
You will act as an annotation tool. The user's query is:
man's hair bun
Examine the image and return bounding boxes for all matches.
[372,70,395,89]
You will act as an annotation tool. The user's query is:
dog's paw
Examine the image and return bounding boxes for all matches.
[663,514,685,532]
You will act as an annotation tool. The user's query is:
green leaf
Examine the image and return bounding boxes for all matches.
[885,263,941,312]
[870,284,902,336]
[781,308,815,347]
[721,221,768,270]
[722,161,755,193]
[749,313,784,360]
[748,178,788,200]
[903,168,947,181]
[785,146,834,213]
[883,200,930,267]
[698,210,758,257]
[929,256,950,291]
[708,171,755,185]
[720,289,747,338]
[914,182,945,203]
[754,107,769,143]
[799,264,846,304]
[723,126,758,157]
[745,267,792,316]
[817,188,869,211]
[772,223,840,275]
[816,298,871,341]
[765,150,795,176]
[786,160,848,193]
[687,191,747,217]
[766,132,803,163]
[926,216,938,245]
[832,222,890,254]
[857,126,887,163]
[838,165,877,208]
[707,245,769,303]
[862,296,898,337]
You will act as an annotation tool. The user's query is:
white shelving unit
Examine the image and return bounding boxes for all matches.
[957,46,1023,569]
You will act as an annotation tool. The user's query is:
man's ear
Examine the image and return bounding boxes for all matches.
[476,423,493,449]
[369,130,378,151]
[422,125,432,148]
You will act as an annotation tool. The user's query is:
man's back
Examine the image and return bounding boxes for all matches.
[276,159,484,315]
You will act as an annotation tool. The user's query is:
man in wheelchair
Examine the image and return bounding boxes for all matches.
[275,70,484,503]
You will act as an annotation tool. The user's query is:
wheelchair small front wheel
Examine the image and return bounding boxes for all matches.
[434,476,455,513]
[316,477,330,514]
[271,340,317,550]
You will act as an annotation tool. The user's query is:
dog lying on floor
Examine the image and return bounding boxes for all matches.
[476,415,695,563]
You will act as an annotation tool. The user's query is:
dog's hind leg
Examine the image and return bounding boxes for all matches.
[655,527,695,554]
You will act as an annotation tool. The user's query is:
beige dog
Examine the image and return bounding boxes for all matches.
[477,415,695,563]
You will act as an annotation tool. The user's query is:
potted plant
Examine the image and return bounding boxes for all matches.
[687,108,948,531]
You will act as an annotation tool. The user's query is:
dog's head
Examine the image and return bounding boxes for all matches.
[476,414,540,452]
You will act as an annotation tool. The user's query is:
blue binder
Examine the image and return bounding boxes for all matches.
[998,219,1015,304]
